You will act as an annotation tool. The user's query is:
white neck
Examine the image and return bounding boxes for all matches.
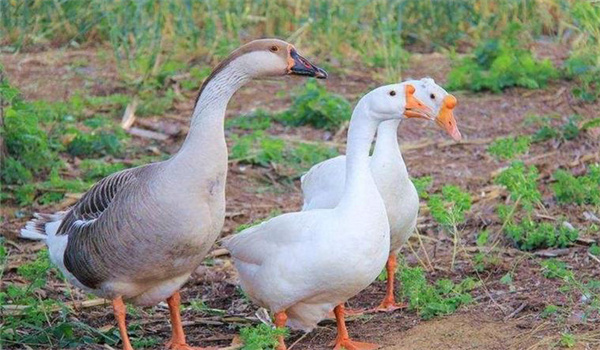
[166,63,250,184]
[338,101,380,209]
[373,119,401,159]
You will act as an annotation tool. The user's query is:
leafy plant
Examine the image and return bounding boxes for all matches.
[412,176,433,199]
[447,23,558,92]
[230,131,338,175]
[564,1,600,102]
[427,185,472,269]
[80,159,128,180]
[487,135,531,160]
[275,81,351,131]
[239,324,287,350]
[1,248,119,347]
[560,333,576,348]
[399,264,477,320]
[427,185,472,227]
[66,118,127,158]
[226,110,273,131]
[495,161,541,212]
[552,165,600,206]
[505,220,578,251]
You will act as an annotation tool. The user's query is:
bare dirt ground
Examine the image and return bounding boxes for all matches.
[1,44,599,350]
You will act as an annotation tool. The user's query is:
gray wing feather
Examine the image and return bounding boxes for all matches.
[57,168,138,235]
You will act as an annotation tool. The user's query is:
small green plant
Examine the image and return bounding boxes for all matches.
[564,1,600,102]
[552,165,600,206]
[239,323,287,350]
[1,248,119,347]
[560,333,576,348]
[412,176,433,199]
[275,80,351,131]
[495,161,541,212]
[66,119,127,158]
[447,23,558,92]
[427,185,472,269]
[505,220,578,251]
[230,131,338,175]
[487,135,531,160]
[590,244,600,257]
[399,264,477,320]
[495,162,579,250]
[80,159,128,181]
[226,110,273,131]
[541,304,559,318]
[230,131,285,167]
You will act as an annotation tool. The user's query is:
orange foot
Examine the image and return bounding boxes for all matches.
[372,300,408,313]
[332,339,380,350]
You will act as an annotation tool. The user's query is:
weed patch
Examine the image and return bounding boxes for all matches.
[447,23,558,92]
[275,81,351,132]
[230,131,338,175]
[399,264,477,320]
[487,136,531,160]
[495,162,580,250]
[427,185,472,269]
[552,165,600,206]
[239,323,287,350]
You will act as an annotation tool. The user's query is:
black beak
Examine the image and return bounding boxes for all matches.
[288,48,328,79]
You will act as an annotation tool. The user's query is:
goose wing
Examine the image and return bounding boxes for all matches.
[56,166,143,236]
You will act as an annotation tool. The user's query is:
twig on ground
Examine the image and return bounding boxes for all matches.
[503,302,527,321]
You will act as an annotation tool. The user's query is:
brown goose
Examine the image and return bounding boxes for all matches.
[20,39,327,350]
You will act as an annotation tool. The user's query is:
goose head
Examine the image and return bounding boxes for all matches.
[409,77,462,141]
[206,38,327,81]
[362,83,433,122]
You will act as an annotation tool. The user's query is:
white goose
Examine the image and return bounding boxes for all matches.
[20,39,326,350]
[301,78,461,312]
[224,84,433,350]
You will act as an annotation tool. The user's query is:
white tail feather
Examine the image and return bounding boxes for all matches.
[19,211,67,241]
[20,227,48,241]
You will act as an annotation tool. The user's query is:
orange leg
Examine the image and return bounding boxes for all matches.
[373,254,407,313]
[331,304,379,350]
[274,311,288,350]
[112,297,134,350]
[166,291,213,350]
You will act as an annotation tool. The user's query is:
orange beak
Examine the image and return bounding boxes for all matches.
[436,95,461,141]
[403,85,434,120]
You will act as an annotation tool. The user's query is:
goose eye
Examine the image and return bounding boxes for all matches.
[389,90,396,96]
[430,94,436,99]
[270,46,279,52]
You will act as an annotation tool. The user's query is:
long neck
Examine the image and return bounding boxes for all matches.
[371,118,410,184]
[373,119,402,159]
[338,102,380,209]
[166,64,250,182]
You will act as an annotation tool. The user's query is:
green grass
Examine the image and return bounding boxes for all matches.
[399,264,477,320]
[275,80,352,132]
[427,185,472,228]
[239,323,287,350]
[552,165,600,206]
[412,176,433,199]
[564,2,600,102]
[230,130,338,175]
[447,23,558,92]
[505,219,578,251]
[493,162,582,251]
[487,135,531,160]
[0,246,120,347]
[427,185,472,269]
[0,75,134,206]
